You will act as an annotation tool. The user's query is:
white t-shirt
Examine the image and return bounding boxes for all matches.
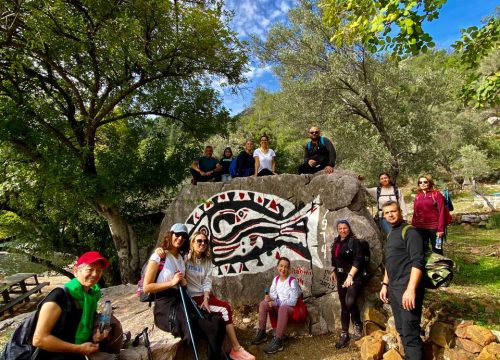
[253,148,276,173]
[149,252,186,289]
[367,186,408,218]
[269,275,301,307]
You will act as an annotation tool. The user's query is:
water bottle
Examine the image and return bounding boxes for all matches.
[99,300,112,333]
[435,236,442,250]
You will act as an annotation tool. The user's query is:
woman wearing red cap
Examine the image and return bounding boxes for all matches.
[30,251,123,359]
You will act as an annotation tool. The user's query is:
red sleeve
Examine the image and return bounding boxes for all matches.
[435,191,446,232]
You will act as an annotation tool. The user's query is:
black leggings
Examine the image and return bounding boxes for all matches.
[155,293,226,360]
[415,227,444,255]
[336,274,362,332]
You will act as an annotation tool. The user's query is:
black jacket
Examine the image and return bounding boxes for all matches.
[304,136,336,168]
[386,221,425,289]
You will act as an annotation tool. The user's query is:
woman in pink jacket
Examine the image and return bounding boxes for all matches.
[412,174,446,255]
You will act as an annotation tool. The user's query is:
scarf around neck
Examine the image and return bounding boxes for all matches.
[64,278,101,344]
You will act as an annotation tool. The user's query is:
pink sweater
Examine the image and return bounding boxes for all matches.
[412,190,446,232]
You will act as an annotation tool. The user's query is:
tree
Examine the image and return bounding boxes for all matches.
[453,10,500,108]
[252,0,463,180]
[319,0,446,56]
[0,0,247,282]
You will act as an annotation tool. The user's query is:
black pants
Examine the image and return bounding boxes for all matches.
[336,274,362,332]
[389,287,424,360]
[415,228,444,255]
[298,163,325,174]
[190,168,221,183]
[257,168,274,176]
[155,293,226,360]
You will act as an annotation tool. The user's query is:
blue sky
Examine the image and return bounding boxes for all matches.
[220,0,498,115]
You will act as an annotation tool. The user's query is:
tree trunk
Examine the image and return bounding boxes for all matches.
[472,188,497,212]
[96,204,140,284]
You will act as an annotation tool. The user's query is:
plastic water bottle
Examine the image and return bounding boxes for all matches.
[435,236,442,250]
[99,300,112,333]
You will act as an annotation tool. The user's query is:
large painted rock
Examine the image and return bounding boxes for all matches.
[159,171,382,307]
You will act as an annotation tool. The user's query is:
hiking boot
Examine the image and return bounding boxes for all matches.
[251,329,267,345]
[335,331,350,349]
[263,336,284,354]
[229,346,255,360]
[353,323,363,340]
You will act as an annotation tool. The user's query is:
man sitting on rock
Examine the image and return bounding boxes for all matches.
[298,126,336,174]
[190,145,222,184]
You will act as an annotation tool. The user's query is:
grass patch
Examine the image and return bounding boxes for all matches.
[424,225,500,329]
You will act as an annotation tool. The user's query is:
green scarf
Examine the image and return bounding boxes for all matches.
[64,278,101,344]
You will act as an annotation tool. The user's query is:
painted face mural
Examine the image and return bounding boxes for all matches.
[185,191,321,277]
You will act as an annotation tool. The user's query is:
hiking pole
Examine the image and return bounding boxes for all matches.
[179,285,200,360]
[142,327,153,360]
[184,289,230,360]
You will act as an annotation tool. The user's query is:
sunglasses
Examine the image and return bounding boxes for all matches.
[196,239,209,244]
[174,232,187,238]
[418,180,429,184]
[309,131,319,135]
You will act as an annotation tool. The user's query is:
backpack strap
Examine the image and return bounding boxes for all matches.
[394,185,400,203]
[376,187,381,211]
[288,276,295,286]
[306,137,325,151]
[275,276,279,285]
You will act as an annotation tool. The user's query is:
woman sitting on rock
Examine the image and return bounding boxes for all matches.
[144,223,226,360]
[29,251,123,360]
[184,231,255,360]
[252,257,301,354]
[329,220,364,348]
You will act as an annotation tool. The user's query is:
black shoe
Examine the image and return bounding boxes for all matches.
[263,336,284,354]
[252,328,267,345]
[353,323,363,340]
[335,332,350,349]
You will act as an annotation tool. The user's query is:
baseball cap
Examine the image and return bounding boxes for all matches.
[76,251,110,269]
[170,223,188,234]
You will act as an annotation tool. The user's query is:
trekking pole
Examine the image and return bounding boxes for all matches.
[142,327,153,360]
[184,289,230,360]
[179,286,200,360]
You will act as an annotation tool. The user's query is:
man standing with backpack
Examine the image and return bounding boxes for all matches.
[298,126,336,174]
[380,201,425,360]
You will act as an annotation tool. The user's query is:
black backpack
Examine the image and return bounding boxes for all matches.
[1,287,72,360]
[347,237,371,280]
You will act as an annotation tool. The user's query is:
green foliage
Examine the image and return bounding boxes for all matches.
[319,0,446,57]
[249,1,486,181]
[454,144,491,183]
[453,10,500,108]
[486,212,500,230]
[0,0,247,281]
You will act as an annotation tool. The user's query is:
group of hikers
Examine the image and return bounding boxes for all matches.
[1,126,451,360]
[190,126,336,184]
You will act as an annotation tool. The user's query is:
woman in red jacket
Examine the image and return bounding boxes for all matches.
[412,174,446,255]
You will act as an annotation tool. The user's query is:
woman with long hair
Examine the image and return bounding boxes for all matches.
[329,220,364,348]
[412,174,446,255]
[253,134,276,177]
[219,147,233,182]
[366,172,407,234]
[185,232,255,360]
[144,224,226,360]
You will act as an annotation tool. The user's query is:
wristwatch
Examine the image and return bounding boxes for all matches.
[380,282,389,287]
